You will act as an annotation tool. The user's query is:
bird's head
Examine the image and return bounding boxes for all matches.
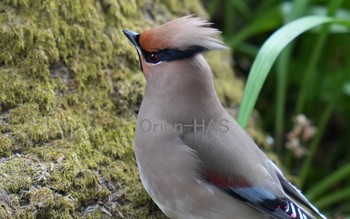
[123,15,227,79]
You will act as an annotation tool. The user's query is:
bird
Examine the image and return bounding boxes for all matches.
[123,15,326,219]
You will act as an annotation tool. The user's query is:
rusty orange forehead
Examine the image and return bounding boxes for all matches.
[139,29,169,52]
[138,15,226,53]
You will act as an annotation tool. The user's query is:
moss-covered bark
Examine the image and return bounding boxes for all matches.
[0,0,246,218]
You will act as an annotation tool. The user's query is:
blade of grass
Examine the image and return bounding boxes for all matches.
[288,0,310,20]
[224,0,235,36]
[275,0,309,159]
[314,187,350,209]
[306,162,350,201]
[297,0,345,190]
[208,0,221,18]
[298,93,339,188]
[296,0,344,113]
[283,0,344,171]
[257,0,279,15]
[235,42,259,57]
[294,28,329,113]
[237,16,338,128]
[275,46,291,157]
[229,0,252,19]
[226,6,282,49]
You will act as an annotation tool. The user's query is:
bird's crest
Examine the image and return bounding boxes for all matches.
[139,15,227,52]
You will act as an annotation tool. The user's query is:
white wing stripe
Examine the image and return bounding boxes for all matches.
[291,202,296,216]
[298,207,303,218]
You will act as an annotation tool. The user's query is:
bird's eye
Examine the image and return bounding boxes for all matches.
[146,52,161,64]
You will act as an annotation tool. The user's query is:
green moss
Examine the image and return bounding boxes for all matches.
[0,156,34,193]
[0,135,12,157]
[0,0,248,218]
[29,187,54,212]
[0,189,14,219]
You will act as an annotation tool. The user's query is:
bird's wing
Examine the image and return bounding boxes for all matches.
[183,117,324,219]
[183,117,323,219]
[204,169,317,219]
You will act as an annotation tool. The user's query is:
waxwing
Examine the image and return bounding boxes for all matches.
[123,15,326,219]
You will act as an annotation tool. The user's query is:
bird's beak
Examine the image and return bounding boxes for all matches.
[123,29,143,71]
[123,30,141,49]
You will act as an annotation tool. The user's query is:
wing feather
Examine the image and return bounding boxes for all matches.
[270,161,327,219]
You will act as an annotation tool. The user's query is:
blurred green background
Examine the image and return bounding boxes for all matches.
[204,0,350,217]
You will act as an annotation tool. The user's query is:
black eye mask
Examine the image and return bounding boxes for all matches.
[133,35,207,64]
[142,46,208,64]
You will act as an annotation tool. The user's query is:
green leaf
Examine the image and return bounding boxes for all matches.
[236,15,350,128]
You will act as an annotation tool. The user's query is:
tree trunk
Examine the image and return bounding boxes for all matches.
[0,0,247,218]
